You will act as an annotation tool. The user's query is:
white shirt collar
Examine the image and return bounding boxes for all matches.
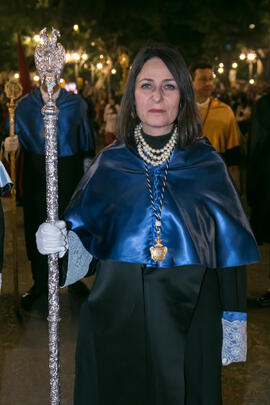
[196,97,210,109]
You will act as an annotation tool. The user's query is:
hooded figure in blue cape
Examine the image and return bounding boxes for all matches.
[10,85,96,309]
[36,45,260,405]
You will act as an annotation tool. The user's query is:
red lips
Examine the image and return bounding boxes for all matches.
[149,109,166,113]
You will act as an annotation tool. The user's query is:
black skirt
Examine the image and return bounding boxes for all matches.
[74,261,222,405]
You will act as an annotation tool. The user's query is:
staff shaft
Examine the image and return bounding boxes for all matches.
[8,101,19,310]
[43,103,61,404]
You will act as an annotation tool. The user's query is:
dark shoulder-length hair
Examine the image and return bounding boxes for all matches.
[116,44,202,148]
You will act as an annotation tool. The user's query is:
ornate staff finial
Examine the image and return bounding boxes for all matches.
[4,80,22,102]
[34,27,65,100]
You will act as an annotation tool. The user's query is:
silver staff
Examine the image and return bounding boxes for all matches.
[34,27,65,405]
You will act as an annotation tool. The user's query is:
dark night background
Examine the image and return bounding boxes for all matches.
[1,0,270,89]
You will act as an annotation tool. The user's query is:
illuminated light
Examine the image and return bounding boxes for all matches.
[14,73,20,79]
[249,78,255,85]
[33,75,40,82]
[60,78,65,83]
[73,24,79,31]
[239,53,246,60]
[100,54,104,59]
[232,62,238,69]
[97,63,103,69]
[91,41,95,46]
[72,53,80,61]
[65,53,71,62]
[111,68,117,74]
[82,53,88,60]
[247,52,256,61]
[218,63,224,68]
[24,36,31,45]
[213,73,216,78]
[106,59,111,64]
[249,24,255,29]
[33,34,40,42]
[60,78,65,88]
[217,67,224,74]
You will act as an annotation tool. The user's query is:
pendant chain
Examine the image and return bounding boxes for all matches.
[144,156,171,233]
[135,122,177,262]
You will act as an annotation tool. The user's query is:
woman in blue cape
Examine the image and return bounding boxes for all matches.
[36,45,259,405]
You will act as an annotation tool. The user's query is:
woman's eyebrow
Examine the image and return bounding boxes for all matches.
[137,78,176,82]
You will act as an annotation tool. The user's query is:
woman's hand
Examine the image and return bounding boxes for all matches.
[36,220,68,258]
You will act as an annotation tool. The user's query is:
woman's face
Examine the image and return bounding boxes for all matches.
[135,57,180,136]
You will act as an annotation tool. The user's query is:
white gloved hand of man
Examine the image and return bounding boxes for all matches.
[4,135,19,153]
[36,220,68,258]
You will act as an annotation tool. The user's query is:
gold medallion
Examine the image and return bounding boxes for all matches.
[150,233,168,262]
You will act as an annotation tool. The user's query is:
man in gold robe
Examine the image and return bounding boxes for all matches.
[190,62,241,189]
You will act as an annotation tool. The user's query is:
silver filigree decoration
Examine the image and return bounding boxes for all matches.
[34,27,65,100]
[34,27,66,405]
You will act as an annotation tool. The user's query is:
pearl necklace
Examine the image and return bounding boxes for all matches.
[134,123,178,166]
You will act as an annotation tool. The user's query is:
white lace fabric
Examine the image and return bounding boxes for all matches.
[222,318,247,366]
[61,231,93,287]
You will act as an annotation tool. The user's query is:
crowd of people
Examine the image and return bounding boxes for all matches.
[0,43,269,404]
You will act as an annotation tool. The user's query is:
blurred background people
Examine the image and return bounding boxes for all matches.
[103,95,119,145]
[4,81,96,316]
[247,90,270,306]
[190,61,242,190]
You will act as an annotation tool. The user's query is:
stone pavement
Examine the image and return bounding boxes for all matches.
[0,197,270,405]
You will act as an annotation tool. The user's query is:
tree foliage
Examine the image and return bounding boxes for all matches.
[0,0,270,80]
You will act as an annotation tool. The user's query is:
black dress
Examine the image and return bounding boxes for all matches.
[74,261,246,405]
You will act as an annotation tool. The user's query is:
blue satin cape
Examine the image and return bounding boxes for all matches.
[14,88,94,156]
[65,138,259,268]
[0,162,12,196]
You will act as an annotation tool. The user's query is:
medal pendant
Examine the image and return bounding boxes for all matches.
[150,233,167,262]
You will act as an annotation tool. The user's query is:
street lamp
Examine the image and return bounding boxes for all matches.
[119,52,129,90]
[247,52,256,61]
[247,51,256,78]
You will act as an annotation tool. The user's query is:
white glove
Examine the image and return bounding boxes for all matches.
[36,220,68,258]
[4,135,19,153]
